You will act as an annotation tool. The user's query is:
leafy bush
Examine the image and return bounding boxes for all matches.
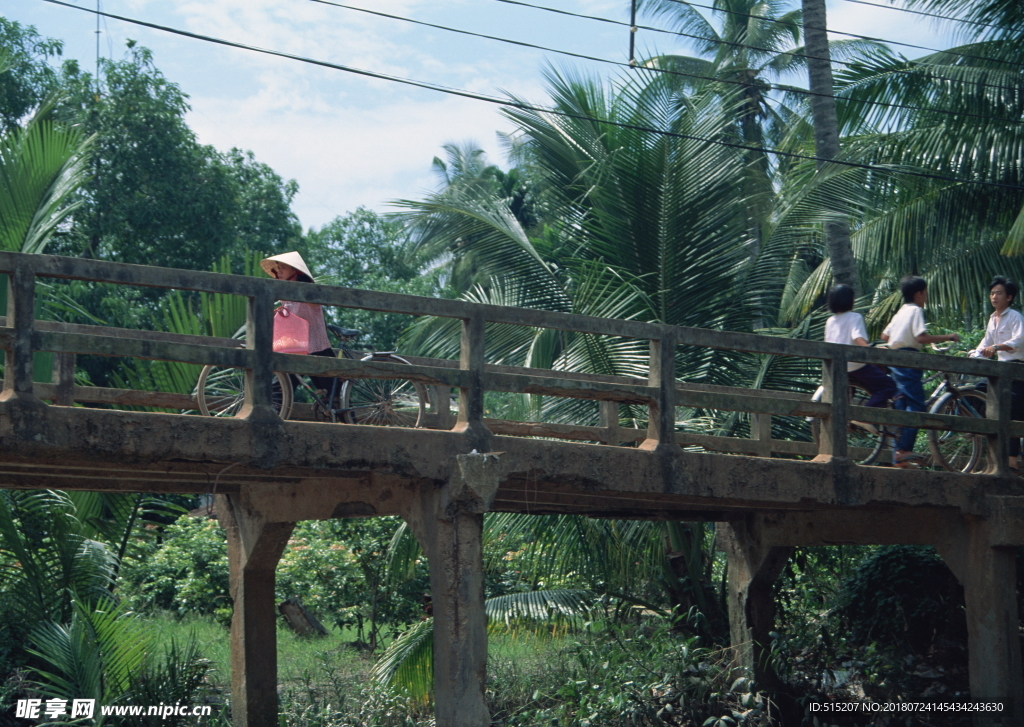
[277,518,430,647]
[487,621,771,727]
[120,517,231,622]
[121,516,430,642]
[838,545,964,654]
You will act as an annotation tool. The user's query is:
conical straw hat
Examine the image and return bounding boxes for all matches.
[260,251,314,281]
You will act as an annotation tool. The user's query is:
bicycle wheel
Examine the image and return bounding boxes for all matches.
[811,384,888,465]
[196,365,294,419]
[927,388,987,473]
[339,353,427,427]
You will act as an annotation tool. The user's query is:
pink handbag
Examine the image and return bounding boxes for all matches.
[273,307,310,354]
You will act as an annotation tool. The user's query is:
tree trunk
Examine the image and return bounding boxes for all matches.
[801,0,860,293]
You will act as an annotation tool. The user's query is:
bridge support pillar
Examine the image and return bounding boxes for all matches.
[404,454,502,727]
[217,493,295,727]
[937,520,1023,727]
[717,520,792,689]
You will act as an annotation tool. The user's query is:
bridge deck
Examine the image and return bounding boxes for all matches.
[2,252,1022,726]
[3,400,1023,524]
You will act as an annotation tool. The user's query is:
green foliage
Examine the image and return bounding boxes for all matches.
[837,545,964,654]
[0,18,63,129]
[488,622,770,727]
[27,598,152,721]
[0,490,116,626]
[120,517,231,623]
[304,207,447,350]
[121,516,430,641]
[120,636,219,727]
[113,251,267,403]
[0,100,92,254]
[24,601,218,727]
[50,44,299,270]
[278,519,429,647]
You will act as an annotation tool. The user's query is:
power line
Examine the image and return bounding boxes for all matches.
[493,0,1024,95]
[38,0,1024,192]
[659,0,1024,70]
[840,0,1007,33]
[306,0,1021,125]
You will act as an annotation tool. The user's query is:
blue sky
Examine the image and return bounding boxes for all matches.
[4,0,955,230]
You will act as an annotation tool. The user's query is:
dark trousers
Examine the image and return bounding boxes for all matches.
[889,353,927,453]
[848,364,897,408]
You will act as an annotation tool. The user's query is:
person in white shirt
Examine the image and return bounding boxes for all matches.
[881,276,960,468]
[824,284,896,407]
[968,276,1024,471]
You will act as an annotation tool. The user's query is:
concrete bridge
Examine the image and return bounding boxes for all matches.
[1,251,1022,726]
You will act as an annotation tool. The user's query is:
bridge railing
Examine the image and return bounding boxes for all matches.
[2,251,1022,470]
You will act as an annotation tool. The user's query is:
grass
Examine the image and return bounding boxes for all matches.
[138,614,769,727]
[142,612,373,690]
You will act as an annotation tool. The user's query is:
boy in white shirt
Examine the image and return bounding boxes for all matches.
[881,276,960,467]
[824,284,896,406]
[968,276,1024,471]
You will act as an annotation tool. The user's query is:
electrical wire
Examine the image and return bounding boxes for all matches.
[304,0,1022,125]
[657,0,1024,70]
[38,0,1024,192]
[840,0,1008,33]
[492,0,1024,99]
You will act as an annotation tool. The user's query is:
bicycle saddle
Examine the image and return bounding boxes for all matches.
[327,324,361,338]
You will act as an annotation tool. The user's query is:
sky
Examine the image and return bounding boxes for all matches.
[4,0,959,231]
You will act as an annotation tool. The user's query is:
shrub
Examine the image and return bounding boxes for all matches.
[121,516,430,642]
[838,545,964,653]
[121,517,231,622]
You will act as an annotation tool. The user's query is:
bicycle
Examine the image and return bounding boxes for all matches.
[194,323,428,427]
[810,344,988,469]
[925,371,989,473]
[810,382,892,465]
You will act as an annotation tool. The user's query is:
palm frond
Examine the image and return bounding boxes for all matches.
[0,100,92,253]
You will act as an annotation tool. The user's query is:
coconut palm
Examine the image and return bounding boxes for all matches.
[635,0,880,267]
[0,96,92,254]
[778,7,1024,327]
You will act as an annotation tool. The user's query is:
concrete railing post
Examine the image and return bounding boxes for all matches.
[455,311,491,450]
[217,494,295,727]
[599,400,622,445]
[749,413,772,457]
[817,353,848,460]
[52,352,76,406]
[242,289,278,420]
[2,264,39,401]
[984,373,1013,476]
[428,384,456,429]
[641,328,679,452]
[936,520,1023,726]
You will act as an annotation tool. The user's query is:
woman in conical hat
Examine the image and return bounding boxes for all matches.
[261,252,335,391]
[260,251,316,283]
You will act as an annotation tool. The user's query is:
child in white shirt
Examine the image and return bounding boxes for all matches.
[824,284,895,407]
[881,276,960,467]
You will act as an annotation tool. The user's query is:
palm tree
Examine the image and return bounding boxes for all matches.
[0,94,92,254]
[635,0,878,271]
[799,0,859,291]
[779,3,1024,327]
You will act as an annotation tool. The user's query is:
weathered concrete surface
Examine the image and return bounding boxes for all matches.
[717,521,792,689]
[727,511,1023,726]
[217,493,295,727]
[936,520,1024,727]
[4,404,1024,525]
[401,454,502,727]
